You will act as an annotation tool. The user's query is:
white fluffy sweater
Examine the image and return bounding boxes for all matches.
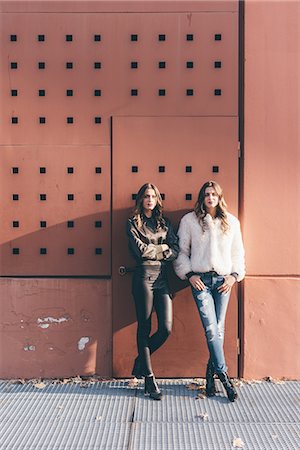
[174,211,245,282]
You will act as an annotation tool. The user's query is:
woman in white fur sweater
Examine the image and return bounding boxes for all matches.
[174,181,245,402]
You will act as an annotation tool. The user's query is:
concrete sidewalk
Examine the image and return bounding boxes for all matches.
[0,378,299,450]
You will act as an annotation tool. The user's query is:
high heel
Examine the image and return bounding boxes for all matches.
[144,375,162,400]
[131,357,143,378]
[217,372,238,402]
[205,360,216,397]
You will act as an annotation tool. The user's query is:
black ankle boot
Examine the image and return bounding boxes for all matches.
[206,360,216,397]
[144,375,162,400]
[218,372,238,402]
[131,357,143,378]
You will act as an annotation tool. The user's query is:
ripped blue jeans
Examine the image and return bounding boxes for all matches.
[192,272,230,374]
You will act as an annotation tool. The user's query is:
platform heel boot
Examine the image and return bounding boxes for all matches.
[144,375,162,400]
[205,360,216,397]
[218,372,238,402]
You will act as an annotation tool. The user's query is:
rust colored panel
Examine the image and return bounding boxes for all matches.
[1,1,239,14]
[244,0,300,276]
[0,145,110,276]
[1,11,237,146]
[112,116,239,377]
[0,278,112,379]
[243,277,300,380]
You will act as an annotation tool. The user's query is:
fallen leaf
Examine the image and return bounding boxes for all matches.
[196,393,205,400]
[96,416,102,421]
[33,382,46,389]
[197,412,209,421]
[186,382,205,391]
[232,437,245,448]
[128,378,139,388]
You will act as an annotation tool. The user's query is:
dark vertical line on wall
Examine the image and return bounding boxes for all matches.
[238,0,245,379]
[110,115,114,377]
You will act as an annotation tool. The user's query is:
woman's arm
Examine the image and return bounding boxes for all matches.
[161,220,179,262]
[126,219,167,261]
[173,215,193,280]
[231,220,245,282]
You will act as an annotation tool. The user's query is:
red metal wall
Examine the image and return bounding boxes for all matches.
[243,0,300,379]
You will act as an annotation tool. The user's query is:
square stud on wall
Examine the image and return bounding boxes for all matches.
[66,35,73,42]
[67,167,74,174]
[131,61,138,69]
[67,117,74,124]
[95,248,102,255]
[158,89,166,96]
[66,62,73,69]
[66,89,73,96]
[212,166,219,173]
[12,194,19,201]
[67,221,74,228]
[12,167,19,174]
[131,34,138,42]
[185,194,192,200]
[158,166,165,172]
[40,194,47,201]
[131,89,138,96]
[38,34,45,42]
[215,34,222,41]
[67,248,75,255]
[12,248,20,255]
[214,61,222,68]
[40,221,47,228]
[131,166,138,173]
[13,221,19,228]
[95,117,101,124]
[95,194,102,201]
[67,194,74,201]
[39,167,46,174]
[94,89,101,97]
[95,167,102,174]
[94,62,101,69]
[10,35,17,42]
[38,62,45,69]
[11,89,18,96]
[158,61,166,69]
[186,61,194,69]
[40,248,47,255]
[132,193,137,200]
[186,34,194,41]
[11,62,18,69]
[214,89,222,96]
[186,166,192,173]
[158,34,166,41]
[94,34,101,42]
[39,89,45,97]
[11,117,18,124]
[39,117,46,124]
[95,220,102,228]
[186,89,194,96]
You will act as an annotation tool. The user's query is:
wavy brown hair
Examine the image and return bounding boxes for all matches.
[132,183,166,229]
[194,181,229,232]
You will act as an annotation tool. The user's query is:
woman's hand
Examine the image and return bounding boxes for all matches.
[189,275,206,291]
[217,275,236,294]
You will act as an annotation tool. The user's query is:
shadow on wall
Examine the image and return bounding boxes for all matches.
[0,212,111,276]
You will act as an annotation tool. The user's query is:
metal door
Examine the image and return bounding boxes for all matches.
[112,116,239,377]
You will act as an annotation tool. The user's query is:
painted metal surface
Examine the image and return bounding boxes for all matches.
[0,2,240,378]
[112,116,239,377]
[0,278,112,379]
[0,379,299,450]
[243,0,300,379]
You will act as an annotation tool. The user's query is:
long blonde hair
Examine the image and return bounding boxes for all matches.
[194,181,229,232]
[131,183,165,229]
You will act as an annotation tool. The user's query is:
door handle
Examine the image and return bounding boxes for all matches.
[118,266,134,276]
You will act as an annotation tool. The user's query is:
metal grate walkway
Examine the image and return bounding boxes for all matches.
[0,379,299,449]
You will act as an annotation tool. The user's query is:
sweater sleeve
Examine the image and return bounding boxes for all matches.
[126,219,169,261]
[173,215,193,280]
[231,219,245,282]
